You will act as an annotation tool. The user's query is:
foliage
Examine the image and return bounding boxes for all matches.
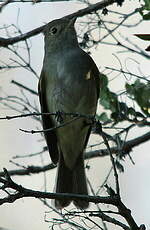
[126,79,150,116]
[139,0,150,20]
[98,75,148,123]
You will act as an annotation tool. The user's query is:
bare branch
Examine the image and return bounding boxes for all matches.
[19,116,82,134]
[100,125,120,196]
[0,0,118,47]
[0,172,117,206]
[0,25,44,47]
[0,0,11,11]
[0,163,55,177]
[0,168,144,229]
[11,80,38,95]
[0,131,149,178]
[89,212,130,230]
[105,66,150,82]
[0,111,94,120]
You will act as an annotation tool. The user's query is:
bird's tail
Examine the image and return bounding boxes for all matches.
[54,152,89,209]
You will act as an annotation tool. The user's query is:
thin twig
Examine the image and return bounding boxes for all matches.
[0,111,94,120]
[19,117,81,134]
[99,124,120,196]
[11,80,38,95]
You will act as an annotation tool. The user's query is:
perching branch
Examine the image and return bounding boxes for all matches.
[0,168,118,206]
[0,168,144,229]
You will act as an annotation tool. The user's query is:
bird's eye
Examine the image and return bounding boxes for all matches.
[50,27,58,35]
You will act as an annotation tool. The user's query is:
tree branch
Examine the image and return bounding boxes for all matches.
[101,126,120,196]
[0,170,118,206]
[89,211,130,230]
[0,131,149,178]
[0,0,118,47]
[0,0,11,11]
[0,163,55,177]
[11,80,38,95]
[0,168,144,229]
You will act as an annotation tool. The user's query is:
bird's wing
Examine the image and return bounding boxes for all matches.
[83,61,101,149]
[38,70,59,164]
[91,61,101,100]
[82,50,100,102]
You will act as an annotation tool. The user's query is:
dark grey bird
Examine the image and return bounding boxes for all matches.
[38,18,100,209]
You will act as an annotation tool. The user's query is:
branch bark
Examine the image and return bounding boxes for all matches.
[0,131,149,177]
[0,169,143,229]
[0,0,117,47]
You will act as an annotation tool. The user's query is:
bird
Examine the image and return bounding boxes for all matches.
[38,17,100,209]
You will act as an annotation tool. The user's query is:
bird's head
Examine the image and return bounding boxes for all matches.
[43,18,78,53]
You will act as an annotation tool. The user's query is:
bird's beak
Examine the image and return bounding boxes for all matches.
[68,17,77,28]
[71,17,77,25]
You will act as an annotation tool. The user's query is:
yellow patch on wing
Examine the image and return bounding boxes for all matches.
[86,70,91,80]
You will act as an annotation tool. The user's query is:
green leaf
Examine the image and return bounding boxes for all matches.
[139,0,150,20]
[143,12,150,20]
[97,112,109,122]
[128,107,137,116]
[100,74,108,88]
[143,0,150,10]
[99,76,149,123]
[125,80,150,116]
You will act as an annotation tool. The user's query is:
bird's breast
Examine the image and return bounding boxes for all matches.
[44,50,97,115]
